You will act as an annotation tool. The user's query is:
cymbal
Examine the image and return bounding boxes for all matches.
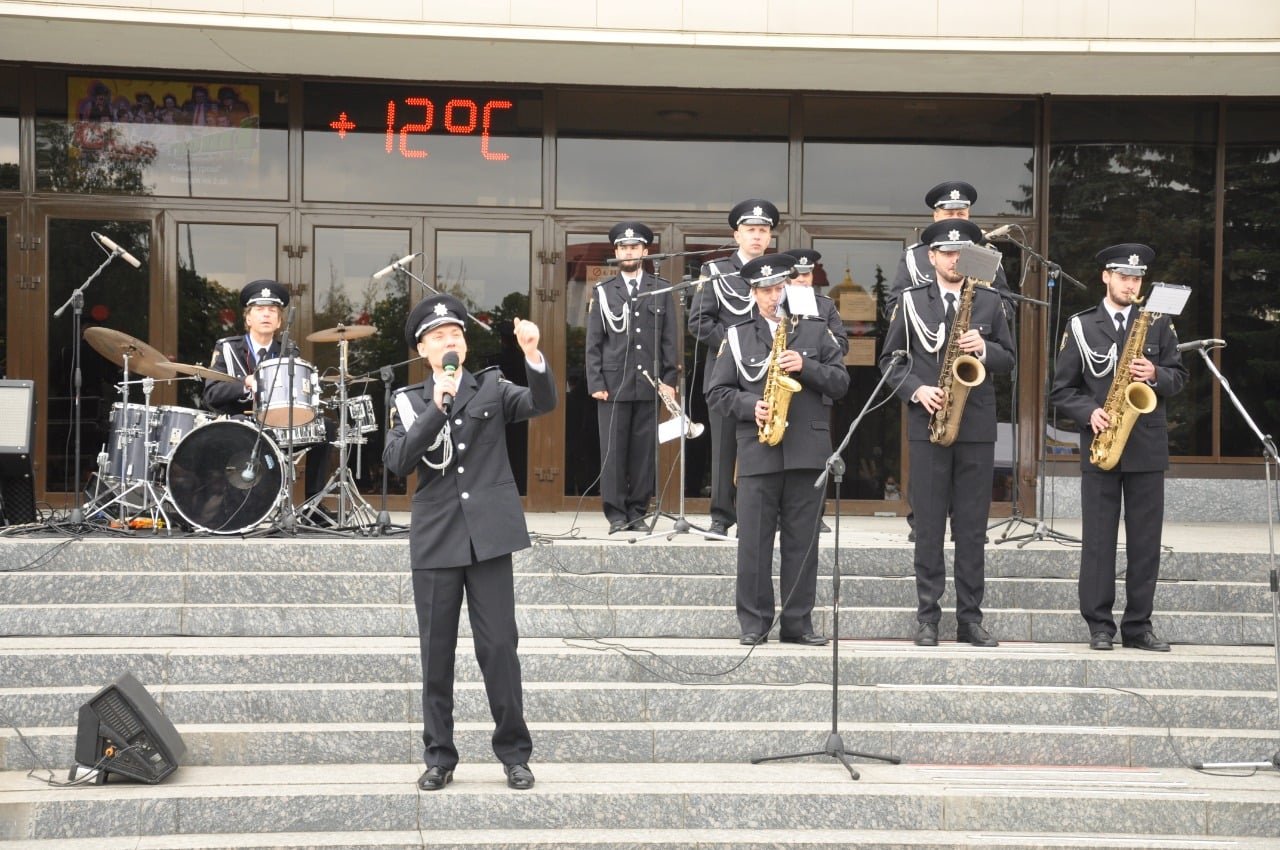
[168,361,240,383]
[83,327,175,379]
[307,324,377,343]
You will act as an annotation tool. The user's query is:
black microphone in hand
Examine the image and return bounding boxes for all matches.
[441,351,460,412]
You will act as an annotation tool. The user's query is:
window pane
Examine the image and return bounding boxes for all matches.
[304,83,542,206]
[1221,103,1280,457]
[1047,100,1217,459]
[557,91,788,211]
[803,97,1036,215]
[0,67,17,191]
[311,227,413,496]
[0,217,7,373]
[46,219,150,493]
[176,223,279,409]
[435,230,533,493]
[35,71,288,198]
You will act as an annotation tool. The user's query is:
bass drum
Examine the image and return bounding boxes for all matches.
[166,420,285,534]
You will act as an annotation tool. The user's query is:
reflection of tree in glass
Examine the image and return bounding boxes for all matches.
[36,121,157,195]
[176,256,241,408]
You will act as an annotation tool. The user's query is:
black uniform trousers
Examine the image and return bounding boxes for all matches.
[909,438,992,626]
[1079,468,1164,640]
[708,402,737,527]
[411,553,531,770]
[735,469,822,637]
[596,398,657,525]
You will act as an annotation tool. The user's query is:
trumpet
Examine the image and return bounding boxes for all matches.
[641,369,704,441]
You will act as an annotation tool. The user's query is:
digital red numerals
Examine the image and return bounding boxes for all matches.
[379,97,513,161]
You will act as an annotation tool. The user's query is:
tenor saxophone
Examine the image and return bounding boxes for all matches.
[929,277,987,446]
[1089,299,1158,470]
[758,316,802,446]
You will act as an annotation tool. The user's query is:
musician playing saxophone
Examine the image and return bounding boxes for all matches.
[879,220,1015,648]
[707,254,849,647]
[1050,243,1187,653]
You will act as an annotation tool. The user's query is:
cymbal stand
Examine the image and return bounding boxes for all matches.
[86,370,172,534]
[300,337,377,530]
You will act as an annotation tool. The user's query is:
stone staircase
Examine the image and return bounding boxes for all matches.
[1,525,1278,848]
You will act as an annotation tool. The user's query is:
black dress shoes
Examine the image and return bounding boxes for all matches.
[780,632,829,646]
[914,622,938,646]
[739,632,768,645]
[1089,632,1114,650]
[417,765,453,791]
[907,529,916,543]
[706,522,731,539]
[504,762,535,790]
[1122,631,1171,652]
[819,520,832,533]
[956,622,999,647]
[608,520,629,534]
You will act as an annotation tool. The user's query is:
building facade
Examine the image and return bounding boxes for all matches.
[2,1,1278,516]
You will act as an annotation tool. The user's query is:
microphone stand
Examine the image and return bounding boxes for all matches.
[993,237,1088,548]
[388,263,493,333]
[632,274,729,543]
[1189,347,1280,773]
[372,365,408,536]
[52,242,129,530]
[751,356,903,780]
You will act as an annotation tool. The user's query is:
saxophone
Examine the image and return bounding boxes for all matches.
[1089,300,1158,470]
[929,277,987,446]
[758,315,802,446]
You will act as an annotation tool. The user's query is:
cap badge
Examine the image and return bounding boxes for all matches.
[752,206,763,218]
[949,189,961,201]
[624,228,635,239]
[760,265,773,277]
[433,303,449,316]
[1129,254,1141,266]
[948,229,961,242]
[260,288,272,300]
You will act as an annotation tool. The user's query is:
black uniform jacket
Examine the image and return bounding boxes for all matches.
[384,362,557,570]
[688,254,752,391]
[706,313,850,474]
[585,271,679,401]
[879,282,1016,443]
[1049,302,1187,473]
[203,335,300,416]
[887,242,1010,312]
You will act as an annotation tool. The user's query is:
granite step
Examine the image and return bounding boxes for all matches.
[3,637,1277,691]
[5,719,1277,771]
[1,602,1272,644]
[3,570,1271,614]
[2,763,1277,842]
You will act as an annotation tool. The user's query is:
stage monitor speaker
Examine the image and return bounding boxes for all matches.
[0,379,36,525]
[70,672,186,785]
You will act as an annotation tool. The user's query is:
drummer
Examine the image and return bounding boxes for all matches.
[203,280,334,500]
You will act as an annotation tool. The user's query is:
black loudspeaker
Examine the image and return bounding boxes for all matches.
[70,672,187,785]
[0,379,36,525]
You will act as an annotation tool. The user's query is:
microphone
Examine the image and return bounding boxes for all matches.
[440,351,460,412]
[240,459,257,482]
[1176,338,1226,353]
[372,252,422,280]
[891,349,908,361]
[982,224,1015,240]
[92,232,142,268]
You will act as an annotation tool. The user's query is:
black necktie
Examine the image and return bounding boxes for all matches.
[1114,312,1126,335]
[257,347,268,366]
[944,293,957,326]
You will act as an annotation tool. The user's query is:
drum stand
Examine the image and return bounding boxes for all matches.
[83,366,173,534]
[299,337,377,531]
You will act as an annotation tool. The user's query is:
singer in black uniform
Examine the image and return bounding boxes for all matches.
[202,280,332,500]
[707,254,849,646]
[383,294,555,792]
[879,220,1015,648]
[688,198,779,539]
[585,221,679,533]
[1049,243,1187,652]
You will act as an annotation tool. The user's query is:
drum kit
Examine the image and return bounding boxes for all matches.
[82,324,383,535]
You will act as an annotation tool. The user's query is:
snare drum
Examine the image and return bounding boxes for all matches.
[166,420,285,534]
[267,417,328,447]
[154,405,209,462]
[102,402,157,484]
[336,394,379,443]
[255,356,318,427]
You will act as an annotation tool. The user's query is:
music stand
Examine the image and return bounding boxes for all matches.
[1188,343,1280,773]
[751,356,903,780]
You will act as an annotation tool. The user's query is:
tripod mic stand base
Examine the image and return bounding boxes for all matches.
[752,731,900,781]
[1192,753,1280,772]
[996,519,1081,548]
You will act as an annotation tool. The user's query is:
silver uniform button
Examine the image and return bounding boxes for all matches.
[454,418,462,426]
[457,442,466,451]
[457,466,465,474]
[461,492,469,500]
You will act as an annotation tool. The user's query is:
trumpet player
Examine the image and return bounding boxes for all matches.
[880,220,1014,648]
[707,254,849,647]
[585,221,679,534]
[1050,244,1186,652]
